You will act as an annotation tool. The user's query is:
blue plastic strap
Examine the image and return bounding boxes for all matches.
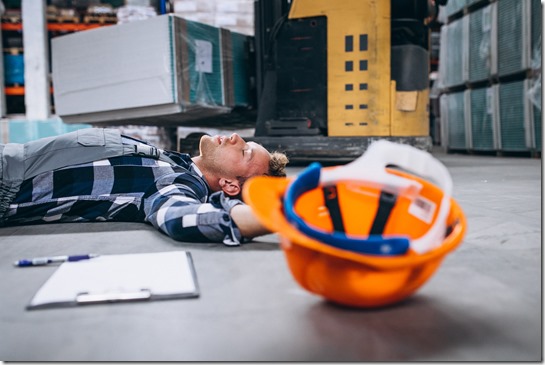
[283,162,410,256]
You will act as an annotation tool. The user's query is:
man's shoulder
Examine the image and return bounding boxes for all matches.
[163,150,193,167]
[157,153,210,196]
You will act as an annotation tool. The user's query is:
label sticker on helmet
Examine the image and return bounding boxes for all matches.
[409,196,436,224]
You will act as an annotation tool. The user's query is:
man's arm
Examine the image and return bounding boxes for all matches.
[144,173,246,245]
[230,204,272,239]
[146,172,275,244]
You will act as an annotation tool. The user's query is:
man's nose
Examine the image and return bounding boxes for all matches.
[229,133,242,144]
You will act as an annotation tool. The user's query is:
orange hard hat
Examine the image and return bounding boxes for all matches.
[243,140,466,308]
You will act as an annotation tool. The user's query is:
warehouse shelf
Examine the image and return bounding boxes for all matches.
[1,14,114,116]
[5,86,24,96]
[1,22,112,32]
[4,86,54,96]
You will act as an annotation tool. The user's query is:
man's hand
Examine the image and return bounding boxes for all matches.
[230,204,272,239]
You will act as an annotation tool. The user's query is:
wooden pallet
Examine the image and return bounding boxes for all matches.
[1,15,22,24]
[50,15,81,24]
[83,15,117,24]
[4,47,23,55]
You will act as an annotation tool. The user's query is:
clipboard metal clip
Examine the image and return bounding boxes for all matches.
[76,289,152,304]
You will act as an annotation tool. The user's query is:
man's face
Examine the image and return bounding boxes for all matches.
[199,133,270,182]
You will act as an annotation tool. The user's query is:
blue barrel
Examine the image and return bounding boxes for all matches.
[4,53,24,85]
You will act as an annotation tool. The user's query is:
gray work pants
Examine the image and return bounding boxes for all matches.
[0,128,160,220]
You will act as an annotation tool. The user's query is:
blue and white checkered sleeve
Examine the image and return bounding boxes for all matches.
[143,173,244,245]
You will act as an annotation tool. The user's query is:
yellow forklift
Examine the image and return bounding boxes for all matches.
[246,0,443,162]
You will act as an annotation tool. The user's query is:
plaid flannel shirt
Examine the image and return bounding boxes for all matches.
[3,150,244,245]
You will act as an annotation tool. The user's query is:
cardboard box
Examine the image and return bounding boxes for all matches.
[52,14,253,125]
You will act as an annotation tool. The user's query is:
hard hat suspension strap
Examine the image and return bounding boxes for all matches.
[322,185,346,233]
[369,191,397,235]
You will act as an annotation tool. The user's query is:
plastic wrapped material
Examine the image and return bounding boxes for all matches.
[528,41,542,151]
[87,4,115,15]
[438,16,467,89]
[445,91,468,150]
[436,26,448,90]
[470,86,496,151]
[527,0,542,112]
[116,5,157,24]
[529,0,542,151]
[185,20,223,106]
[439,93,448,147]
[497,0,530,77]
[468,4,496,83]
[530,0,542,53]
[531,84,541,151]
[499,80,531,152]
[51,14,253,125]
[527,39,541,110]
[440,0,467,19]
[527,36,542,151]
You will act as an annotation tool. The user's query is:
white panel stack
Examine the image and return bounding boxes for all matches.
[52,14,251,125]
[53,16,176,118]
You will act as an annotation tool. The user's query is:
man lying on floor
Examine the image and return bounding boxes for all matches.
[0,128,289,245]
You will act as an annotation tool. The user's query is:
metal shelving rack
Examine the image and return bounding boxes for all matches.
[0,1,115,119]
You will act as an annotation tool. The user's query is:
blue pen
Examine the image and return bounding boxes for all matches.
[13,254,99,267]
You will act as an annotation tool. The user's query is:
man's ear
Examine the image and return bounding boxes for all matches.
[219,178,241,197]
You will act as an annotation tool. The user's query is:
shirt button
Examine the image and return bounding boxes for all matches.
[222,214,229,222]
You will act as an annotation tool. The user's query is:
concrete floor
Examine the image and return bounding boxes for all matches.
[0,150,542,361]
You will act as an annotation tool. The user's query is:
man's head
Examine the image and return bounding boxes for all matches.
[192,133,289,197]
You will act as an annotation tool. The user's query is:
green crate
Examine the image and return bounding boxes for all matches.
[468,4,494,83]
[531,0,542,48]
[447,91,468,149]
[499,80,529,151]
[533,104,541,151]
[443,18,467,88]
[530,0,542,68]
[470,87,496,150]
[497,0,528,76]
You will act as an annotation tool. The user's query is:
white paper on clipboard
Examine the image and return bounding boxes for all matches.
[27,251,199,310]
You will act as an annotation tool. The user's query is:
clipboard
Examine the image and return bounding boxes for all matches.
[27,251,199,310]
